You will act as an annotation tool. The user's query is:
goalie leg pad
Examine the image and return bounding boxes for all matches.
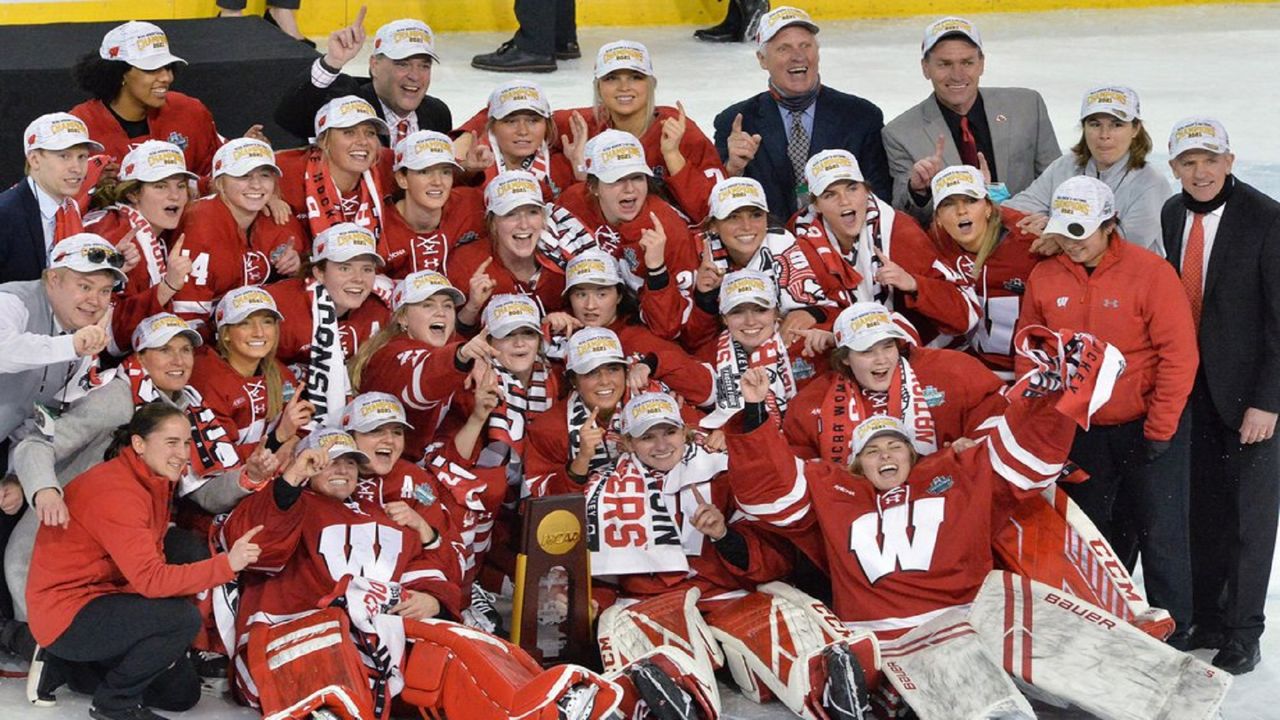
[596,588,724,673]
[968,571,1231,720]
[243,608,376,720]
[605,647,720,720]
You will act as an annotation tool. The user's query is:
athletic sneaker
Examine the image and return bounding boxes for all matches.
[821,642,872,720]
[88,705,170,720]
[462,583,505,635]
[26,645,64,707]
[627,659,698,720]
[556,683,600,720]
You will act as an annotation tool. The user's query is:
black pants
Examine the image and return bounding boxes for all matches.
[513,0,577,55]
[1189,375,1280,643]
[1064,414,1193,627]
[217,0,301,10]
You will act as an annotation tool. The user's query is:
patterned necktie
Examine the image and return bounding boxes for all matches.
[958,116,980,168]
[1181,212,1206,325]
[395,118,411,148]
[788,110,810,201]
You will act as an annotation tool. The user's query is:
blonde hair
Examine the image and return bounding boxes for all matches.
[216,322,285,420]
[348,307,409,389]
[932,197,1003,279]
[592,73,658,134]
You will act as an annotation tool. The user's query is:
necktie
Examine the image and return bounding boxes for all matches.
[1181,213,1206,325]
[788,110,810,203]
[958,116,980,168]
[54,200,82,244]
[395,118,411,148]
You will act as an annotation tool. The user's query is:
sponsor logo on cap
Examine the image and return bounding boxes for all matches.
[599,142,643,164]
[931,18,974,35]
[569,257,608,278]
[232,288,273,309]
[146,149,184,167]
[49,118,89,137]
[393,28,431,45]
[602,46,645,65]
[134,31,168,52]
[631,397,677,419]
[811,154,854,175]
[339,99,375,118]
[359,398,402,419]
[575,336,622,356]
[146,315,188,334]
[409,271,450,290]
[494,176,539,198]
[499,85,542,105]
[725,275,769,296]
[1175,123,1223,151]
[935,169,975,189]
[232,143,272,162]
[716,182,763,203]
[413,137,452,156]
[1051,196,1091,216]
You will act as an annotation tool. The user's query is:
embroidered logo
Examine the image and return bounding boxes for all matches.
[1003,278,1026,295]
[166,131,189,150]
[1102,298,1120,309]
[927,475,954,495]
[922,385,945,408]
[1056,296,1069,308]
[792,357,815,380]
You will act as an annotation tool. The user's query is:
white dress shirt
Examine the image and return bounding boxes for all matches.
[27,177,61,255]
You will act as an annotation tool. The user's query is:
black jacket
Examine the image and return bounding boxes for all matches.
[0,180,49,284]
[273,63,452,147]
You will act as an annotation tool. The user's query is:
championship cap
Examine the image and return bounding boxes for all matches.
[211,138,279,179]
[584,129,652,183]
[1080,85,1141,122]
[930,165,987,208]
[372,19,440,62]
[119,141,197,184]
[594,40,654,79]
[485,170,546,216]
[564,249,623,291]
[483,294,542,339]
[1168,116,1231,158]
[487,79,552,120]
[312,223,384,266]
[921,16,983,56]
[708,177,769,220]
[566,327,626,374]
[342,391,414,433]
[755,6,820,49]
[132,312,202,352]
[214,285,282,328]
[851,415,913,456]
[394,130,461,172]
[622,392,684,437]
[392,269,465,311]
[23,113,103,155]
[805,150,864,196]
[834,302,912,352]
[719,269,777,314]
[49,234,128,287]
[100,21,186,71]
[297,428,371,463]
[314,95,390,139]
[1044,176,1116,241]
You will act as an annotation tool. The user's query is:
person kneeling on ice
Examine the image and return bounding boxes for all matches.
[725,328,1233,720]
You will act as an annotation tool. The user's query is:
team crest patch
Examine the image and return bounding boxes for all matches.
[623,246,640,272]
[922,385,945,407]
[927,475,954,495]
[1003,278,1026,294]
[792,357,815,380]
[166,131,189,150]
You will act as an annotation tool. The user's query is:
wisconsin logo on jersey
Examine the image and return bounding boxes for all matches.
[318,522,404,583]
[849,490,945,584]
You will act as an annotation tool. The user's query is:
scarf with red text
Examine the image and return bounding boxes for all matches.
[701,330,795,429]
[303,145,383,237]
[817,359,937,465]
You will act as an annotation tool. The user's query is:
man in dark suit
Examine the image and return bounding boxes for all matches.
[1161,117,1280,675]
[274,11,451,148]
[713,6,891,222]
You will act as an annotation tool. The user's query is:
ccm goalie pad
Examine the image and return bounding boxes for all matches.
[704,582,879,720]
[968,571,1231,720]
[993,484,1174,640]
[400,618,622,720]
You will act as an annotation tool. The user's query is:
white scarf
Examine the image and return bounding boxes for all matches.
[700,330,796,429]
[489,131,561,197]
[565,391,623,476]
[705,228,832,314]
[302,282,350,429]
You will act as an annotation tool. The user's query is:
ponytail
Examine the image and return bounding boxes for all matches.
[104,401,187,461]
[348,309,408,390]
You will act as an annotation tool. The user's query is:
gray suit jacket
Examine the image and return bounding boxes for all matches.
[883,87,1061,223]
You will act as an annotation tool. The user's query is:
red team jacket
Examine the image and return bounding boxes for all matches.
[71,93,223,179]
[358,337,471,459]
[380,188,486,280]
[265,278,390,367]
[446,239,566,314]
[274,147,396,238]
[190,346,300,459]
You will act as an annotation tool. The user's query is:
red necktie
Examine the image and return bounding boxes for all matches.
[958,116,980,168]
[54,200,83,242]
[1181,213,1205,325]
[395,118,410,147]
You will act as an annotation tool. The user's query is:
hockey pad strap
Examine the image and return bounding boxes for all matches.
[605,646,721,720]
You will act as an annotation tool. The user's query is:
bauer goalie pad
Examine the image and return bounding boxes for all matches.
[400,618,622,720]
[704,582,879,719]
[243,608,377,720]
[993,484,1174,640]
[969,571,1231,720]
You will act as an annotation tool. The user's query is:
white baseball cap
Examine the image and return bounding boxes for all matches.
[484,294,542,339]
[485,170,546,216]
[931,165,987,208]
[48,233,127,287]
[214,285,282,328]
[342,391,415,433]
[921,16,983,57]
[394,130,460,172]
[212,138,280,179]
[834,302,912,352]
[297,427,372,463]
[120,140,198,184]
[372,19,440,62]
[1168,116,1231,158]
[719,269,777,314]
[314,95,390,139]
[584,129,652,184]
[23,113,103,155]
[708,177,769,220]
[132,312,202,352]
[805,150,864,196]
[851,415,913,456]
[100,21,186,71]
[1080,85,1141,122]
[566,327,626,374]
[312,223,384,266]
[392,270,465,311]
[488,80,551,120]
[622,392,684,437]
[594,40,654,79]
[564,249,623,291]
[755,6,820,49]
[1045,176,1116,241]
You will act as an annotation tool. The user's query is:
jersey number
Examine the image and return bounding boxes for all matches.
[849,497,945,583]
[189,252,210,287]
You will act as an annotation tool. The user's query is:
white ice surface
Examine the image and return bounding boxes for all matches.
[3,5,1279,717]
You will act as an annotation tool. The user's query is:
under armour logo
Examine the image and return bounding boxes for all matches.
[1102,299,1120,309]
[1056,296,1069,308]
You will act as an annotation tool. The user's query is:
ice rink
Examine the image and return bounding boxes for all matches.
[2,4,1279,718]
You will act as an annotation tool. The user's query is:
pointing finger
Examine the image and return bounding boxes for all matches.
[731,113,743,134]
[934,134,947,159]
[676,100,686,123]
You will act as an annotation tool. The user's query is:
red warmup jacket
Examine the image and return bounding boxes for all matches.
[611,320,714,406]
[85,206,174,296]
[26,447,236,646]
[171,196,307,329]
[1016,238,1197,440]
[783,346,1008,462]
[266,277,390,368]
[446,239,566,315]
[380,188,486,279]
[358,336,471,459]
[274,146,396,239]
[71,93,222,179]
[190,346,300,459]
